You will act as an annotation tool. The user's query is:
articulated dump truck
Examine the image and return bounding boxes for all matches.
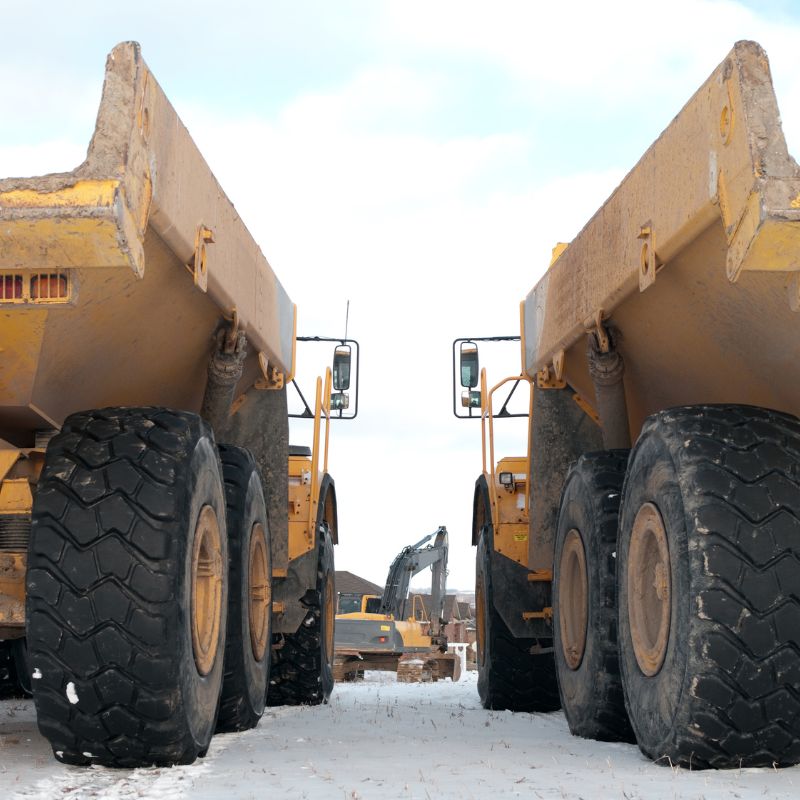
[459,41,800,769]
[0,42,352,767]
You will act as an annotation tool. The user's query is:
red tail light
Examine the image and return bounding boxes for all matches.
[30,273,69,300]
[0,275,23,300]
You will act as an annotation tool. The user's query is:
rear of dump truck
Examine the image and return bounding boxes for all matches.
[0,42,349,767]
[465,41,800,768]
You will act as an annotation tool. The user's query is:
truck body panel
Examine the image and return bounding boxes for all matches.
[523,41,800,439]
[0,41,294,443]
[469,40,800,768]
[0,43,345,766]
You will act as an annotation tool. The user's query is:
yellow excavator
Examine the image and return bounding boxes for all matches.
[334,527,461,682]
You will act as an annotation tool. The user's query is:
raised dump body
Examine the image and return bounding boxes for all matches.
[0,41,293,437]
[523,40,800,435]
[465,41,800,770]
[0,42,345,768]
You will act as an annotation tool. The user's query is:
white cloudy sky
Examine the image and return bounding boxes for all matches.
[2,1,799,588]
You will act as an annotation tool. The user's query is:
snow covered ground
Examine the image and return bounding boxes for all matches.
[1,670,798,799]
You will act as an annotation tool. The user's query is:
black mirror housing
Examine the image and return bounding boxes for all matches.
[332,345,352,391]
[460,342,479,388]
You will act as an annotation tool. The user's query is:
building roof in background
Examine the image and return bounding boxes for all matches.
[335,571,383,596]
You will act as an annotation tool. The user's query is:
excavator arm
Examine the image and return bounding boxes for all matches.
[379,527,449,628]
[333,526,460,682]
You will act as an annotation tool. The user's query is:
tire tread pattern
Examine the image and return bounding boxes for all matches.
[267,529,334,706]
[215,444,270,732]
[554,450,634,742]
[629,404,800,768]
[27,407,218,768]
[0,641,27,699]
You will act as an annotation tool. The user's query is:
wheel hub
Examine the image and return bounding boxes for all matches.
[248,523,270,662]
[628,502,672,677]
[191,504,223,676]
[559,528,588,670]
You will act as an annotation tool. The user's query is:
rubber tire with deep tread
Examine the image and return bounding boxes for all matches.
[0,639,29,699]
[215,444,272,733]
[27,407,228,768]
[267,526,335,706]
[553,450,634,742]
[12,638,32,696]
[476,523,560,712]
[617,405,800,768]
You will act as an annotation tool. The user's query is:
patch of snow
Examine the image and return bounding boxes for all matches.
[2,670,799,799]
[65,682,79,704]
[31,668,42,680]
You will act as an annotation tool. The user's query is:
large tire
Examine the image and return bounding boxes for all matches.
[12,638,32,696]
[0,639,29,699]
[476,525,560,712]
[27,408,228,768]
[215,445,272,733]
[267,526,335,706]
[618,405,800,769]
[553,451,634,742]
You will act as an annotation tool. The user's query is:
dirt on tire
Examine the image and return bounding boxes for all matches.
[27,407,228,768]
[617,404,800,769]
[553,449,634,742]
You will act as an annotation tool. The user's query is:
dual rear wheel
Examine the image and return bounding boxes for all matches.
[27,408,275,767]
[553,405,800,768]
[267,524,336,707]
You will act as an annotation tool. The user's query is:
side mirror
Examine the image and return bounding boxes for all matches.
[459,342,479,388]
[461,389,481,409]
[332,345,351,391]
[330,391,350,411]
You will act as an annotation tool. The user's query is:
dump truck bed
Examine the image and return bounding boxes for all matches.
[523,41,800,437]
[0,42,294,444]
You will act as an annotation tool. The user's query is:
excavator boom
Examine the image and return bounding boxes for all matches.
[333,526,459,682]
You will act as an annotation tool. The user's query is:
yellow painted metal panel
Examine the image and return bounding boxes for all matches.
[492,457,529,566]
[0,180,117,210]
[0,552,26,628]
[0,42,295,438]
[523,41,800,434]
[287,455,315,561]
[0,478,32,513]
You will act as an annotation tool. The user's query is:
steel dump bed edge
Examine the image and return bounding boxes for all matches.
[0,41,294,439]
[523,40,800,436]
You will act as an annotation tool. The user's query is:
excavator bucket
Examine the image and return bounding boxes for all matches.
[396,652,461,683]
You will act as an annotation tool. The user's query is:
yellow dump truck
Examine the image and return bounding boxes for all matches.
[458,41,800,769]
[0,42,355,768]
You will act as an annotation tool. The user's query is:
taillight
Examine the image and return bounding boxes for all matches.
[0,275,23,301]
[30,273,69,301]
[0,271,71,304]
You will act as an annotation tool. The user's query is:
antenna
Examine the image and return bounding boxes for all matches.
[344,299,350,342]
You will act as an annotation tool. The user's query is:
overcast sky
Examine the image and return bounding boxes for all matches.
[2,1,799,589]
